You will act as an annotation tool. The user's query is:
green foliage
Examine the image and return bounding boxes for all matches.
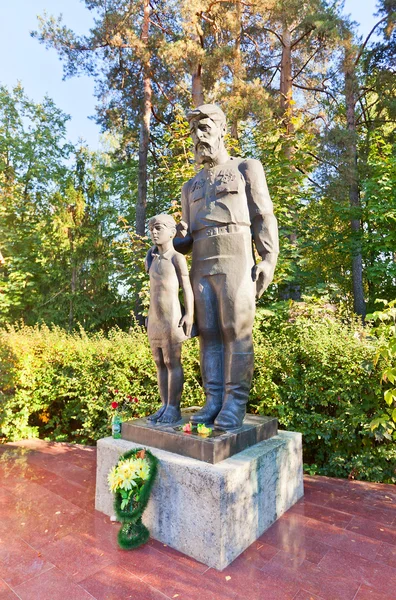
[0,323,202,444]
[0,85,132,331]
[113,220,152,319]
[366,299,396,442]
[1,300,395,483]
[250,298,395,483]
[152,107,196,216]
[251,121,318,299]
[362,131,396,308]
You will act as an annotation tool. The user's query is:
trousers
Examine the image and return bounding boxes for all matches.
[191,230,256,410]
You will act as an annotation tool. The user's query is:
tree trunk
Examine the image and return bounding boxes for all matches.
[136,0,152,236]
[191,17,205,107]
[192,65,204,107]
[344,47,366,318]
[68,230,76,332]
[280,27,294,143]
[231,0,242,141]
[278,26,300,301]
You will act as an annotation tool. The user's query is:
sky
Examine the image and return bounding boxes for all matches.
[0,0,380,150]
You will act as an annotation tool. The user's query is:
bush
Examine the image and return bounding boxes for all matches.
[365,300,396,443]
[250,299,395,483]
[0,323,203,443]
[0,299,394,483]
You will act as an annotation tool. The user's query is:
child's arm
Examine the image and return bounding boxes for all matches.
[173,254,194,337]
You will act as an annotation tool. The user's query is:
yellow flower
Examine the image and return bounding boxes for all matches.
[108,466,123,493]
[108,455,151,494]
[197,423,212,436]
[118,459,138,480]
[119,475,137,491]
[135,458,150,480]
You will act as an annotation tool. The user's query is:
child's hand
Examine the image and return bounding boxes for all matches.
[179,314,193,337]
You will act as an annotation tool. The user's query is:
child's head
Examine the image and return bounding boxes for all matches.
[148,214,177,245]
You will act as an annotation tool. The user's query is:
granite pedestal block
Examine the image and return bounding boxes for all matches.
[95,431,304,570]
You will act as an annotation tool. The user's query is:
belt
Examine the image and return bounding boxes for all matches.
[193,224,249,241]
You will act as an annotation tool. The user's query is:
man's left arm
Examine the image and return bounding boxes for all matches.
[242,159,279,298]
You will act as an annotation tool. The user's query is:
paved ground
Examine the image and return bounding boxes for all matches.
[0,439,395,600]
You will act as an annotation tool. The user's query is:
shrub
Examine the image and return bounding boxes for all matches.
[0,299,394,483]
[250,300,395,483]
[365,300,396,443]
[0,323,203,443]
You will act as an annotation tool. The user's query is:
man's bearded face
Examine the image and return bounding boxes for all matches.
[189,117,223,166]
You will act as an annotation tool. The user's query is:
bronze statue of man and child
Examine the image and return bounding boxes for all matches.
[145,104,279,432]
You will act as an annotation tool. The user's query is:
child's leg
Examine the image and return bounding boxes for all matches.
[157,344,183,423]
[147,346,167,422]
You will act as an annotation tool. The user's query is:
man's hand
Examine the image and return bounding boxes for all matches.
[176,220,189,238]
[144,246,158,273]
[179,314,193,337]
[252,257,277,299]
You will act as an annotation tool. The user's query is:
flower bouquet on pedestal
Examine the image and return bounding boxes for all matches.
[109,391,139,439]
[108,448,158,549]
[181,422,214,437]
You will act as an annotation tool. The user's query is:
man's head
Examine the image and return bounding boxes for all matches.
[148,214,177,246]
[187,104,227,166]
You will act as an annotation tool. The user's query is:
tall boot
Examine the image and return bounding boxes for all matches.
[214,350,254,430]
[191,340,223,424]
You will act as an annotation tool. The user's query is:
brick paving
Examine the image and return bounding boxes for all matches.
[0,439,395,600]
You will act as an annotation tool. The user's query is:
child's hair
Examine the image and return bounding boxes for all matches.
[148,214,177,231]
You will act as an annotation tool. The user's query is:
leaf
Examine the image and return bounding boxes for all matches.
[370,418,381,430]
[384,389,395,406]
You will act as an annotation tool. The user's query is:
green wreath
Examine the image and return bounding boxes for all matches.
[109,448,159,549]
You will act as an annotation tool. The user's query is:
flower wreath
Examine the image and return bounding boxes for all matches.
[108,448,159,549]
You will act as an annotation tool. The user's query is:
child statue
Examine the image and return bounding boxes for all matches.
[146,214,194,424]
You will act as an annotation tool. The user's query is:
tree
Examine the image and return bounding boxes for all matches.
[0,85,129,330]
[294,1,395,314]
[235,0,342,299]
[34,0,179,235]
[0,84,71,323]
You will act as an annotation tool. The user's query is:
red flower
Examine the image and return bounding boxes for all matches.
[111,401,119,409]
[132,397,139,403]
[114,389,119,394]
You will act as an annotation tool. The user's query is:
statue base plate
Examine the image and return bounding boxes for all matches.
[121,408,278,464]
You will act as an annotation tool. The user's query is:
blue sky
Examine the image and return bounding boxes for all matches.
[0,0,380,150]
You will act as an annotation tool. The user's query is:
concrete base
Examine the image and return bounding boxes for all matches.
[95,431,304,570]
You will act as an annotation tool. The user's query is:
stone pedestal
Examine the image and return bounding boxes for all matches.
[95,430,304,570]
